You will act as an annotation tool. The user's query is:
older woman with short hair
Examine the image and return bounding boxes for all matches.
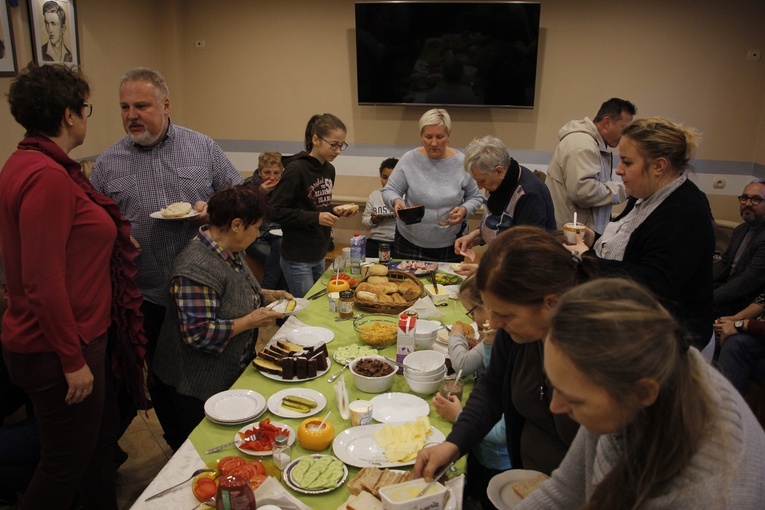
[0,63,145,510]
[153,184,289,450]
[382,108,483,262]
[454,135,556,274]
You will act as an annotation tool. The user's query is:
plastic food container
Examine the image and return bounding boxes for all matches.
[379,478,448,510]
[424,284,450,306]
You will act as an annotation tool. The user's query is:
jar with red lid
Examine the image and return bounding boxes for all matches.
[215,474,256,510]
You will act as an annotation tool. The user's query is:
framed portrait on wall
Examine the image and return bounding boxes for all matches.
[0,0,18,75]
[28,0,79,66]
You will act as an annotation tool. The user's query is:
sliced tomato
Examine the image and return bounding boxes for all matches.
[193,478,217,501]
[249,474,267,491]
[247,460,265,476]
[218,455,246,474]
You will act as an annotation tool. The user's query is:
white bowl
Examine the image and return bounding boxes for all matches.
[404,366,446,382]
[402,350,446,375]
[349,356,396,393]
[404,374,444,395]
[415,320,440,350]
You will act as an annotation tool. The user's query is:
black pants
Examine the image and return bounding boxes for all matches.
[150,377,205,451]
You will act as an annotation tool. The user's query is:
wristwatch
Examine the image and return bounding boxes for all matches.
[734,319,746,333]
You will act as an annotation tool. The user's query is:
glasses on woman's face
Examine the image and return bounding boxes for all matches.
[738,194,764,206]
[318,137,348,152]
[82,102,93,118]
[466,305,479,320]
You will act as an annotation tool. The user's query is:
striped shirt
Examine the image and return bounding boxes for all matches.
[91,121,242,305]
[170,227,261,354]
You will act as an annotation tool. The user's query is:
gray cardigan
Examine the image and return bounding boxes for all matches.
[517,349,765,509]
[153,238,263,401]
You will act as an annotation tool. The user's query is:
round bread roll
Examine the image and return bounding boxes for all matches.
[356,291,379,303]
[367,275,389,285]
[161,201,192,218]
[368,264,389,276]
[336,203,359,213]
[455,320,475,340]
[397,280,420,300]
[450,263,464,272]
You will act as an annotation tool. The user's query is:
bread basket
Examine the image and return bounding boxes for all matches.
[354,270,424,315]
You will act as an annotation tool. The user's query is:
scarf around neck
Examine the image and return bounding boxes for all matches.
[17,136,148,406]
[486,158,521,215]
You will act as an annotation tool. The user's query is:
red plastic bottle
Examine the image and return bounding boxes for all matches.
[215,474,256,510]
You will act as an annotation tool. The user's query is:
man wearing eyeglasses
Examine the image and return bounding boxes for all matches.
[713,179,765,316]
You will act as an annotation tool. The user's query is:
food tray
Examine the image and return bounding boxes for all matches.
[354,270,424,315]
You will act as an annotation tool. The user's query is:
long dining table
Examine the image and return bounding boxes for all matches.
[131,265,473,509]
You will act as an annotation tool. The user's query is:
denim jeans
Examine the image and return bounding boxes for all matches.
[3,334,118,510]
[717,332,765,395]
[280,256,325,298]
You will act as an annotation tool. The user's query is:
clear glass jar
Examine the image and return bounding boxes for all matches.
[272,434,291,471]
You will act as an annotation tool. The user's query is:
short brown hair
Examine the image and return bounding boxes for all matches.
[257,152,283,170]
[8,63,89,137]
[207,184,271,229]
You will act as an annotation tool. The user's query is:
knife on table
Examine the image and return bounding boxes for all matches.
[306,288,327,300]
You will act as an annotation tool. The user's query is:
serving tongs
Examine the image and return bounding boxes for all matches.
[429,270,439,294]
[306,288,328,300]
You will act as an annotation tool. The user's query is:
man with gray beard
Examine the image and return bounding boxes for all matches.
[91,68,242,364]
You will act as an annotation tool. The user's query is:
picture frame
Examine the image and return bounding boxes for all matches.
[0,0,18,75]
[28,0,79,66]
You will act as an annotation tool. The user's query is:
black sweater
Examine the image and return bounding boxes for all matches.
[594,179,715,348]
[269,152,336,262]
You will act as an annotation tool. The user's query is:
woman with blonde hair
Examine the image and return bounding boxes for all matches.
[566,117,715,355]
[518,278,765,509]
[382,108,483,262]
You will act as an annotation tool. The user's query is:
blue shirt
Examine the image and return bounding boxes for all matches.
[91,121,242,304]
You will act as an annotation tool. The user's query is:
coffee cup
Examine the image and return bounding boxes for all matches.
[563,222,586,245]
[439,380,464,403]
[349,400,373,426]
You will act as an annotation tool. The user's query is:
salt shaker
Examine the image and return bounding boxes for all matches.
[272,434,291,470]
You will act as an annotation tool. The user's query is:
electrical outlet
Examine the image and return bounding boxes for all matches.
[713,178,726,189]
[747,49,761,62]
[195,40,206,50]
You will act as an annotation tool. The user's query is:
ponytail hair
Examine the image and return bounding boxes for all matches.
[304,113,347,152]
[548,278,715,509]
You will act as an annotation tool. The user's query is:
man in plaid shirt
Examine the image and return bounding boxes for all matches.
[91,68,242,363]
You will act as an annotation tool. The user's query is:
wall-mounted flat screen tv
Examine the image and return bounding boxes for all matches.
[355,1,541,108]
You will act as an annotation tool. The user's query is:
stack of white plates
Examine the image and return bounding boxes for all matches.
[204,389,266,425]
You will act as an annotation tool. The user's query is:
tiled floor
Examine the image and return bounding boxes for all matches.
[0,409,170,510]
[116,409,172,509]
[2,324,280,510]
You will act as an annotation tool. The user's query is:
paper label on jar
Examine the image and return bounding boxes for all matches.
[338,300,354,315]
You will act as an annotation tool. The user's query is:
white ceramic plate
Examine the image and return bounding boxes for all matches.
[436,322,479,345]
[234,420,296,457]
[149,209,201,220]
[203,389,266,424]
[205,406,267,426]
[267,388,327,418]
[257,357,332,383]
[265,297,309,315]
[283,454,348,495]
[332,424,446,468]
[370,393,430,423]
[287,326,334,346]
[487,469,548,509]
